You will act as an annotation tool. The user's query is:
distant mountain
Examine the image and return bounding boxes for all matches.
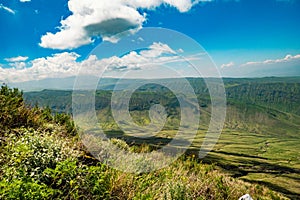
[23,77,300,115]
[8,75,300,92]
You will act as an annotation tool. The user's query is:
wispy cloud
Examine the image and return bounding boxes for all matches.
[20,0,31,2]
[220,54,300,77]
[220,61,234,69]
[0,4,15,15]
[39,0,208,50]
[241,54,300,67]
[5,56,29,62]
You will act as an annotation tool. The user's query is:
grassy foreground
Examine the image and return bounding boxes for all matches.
[0,85,287,199]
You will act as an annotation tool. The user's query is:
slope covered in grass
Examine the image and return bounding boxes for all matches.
[23,77,300,198]
[0,85,288,199]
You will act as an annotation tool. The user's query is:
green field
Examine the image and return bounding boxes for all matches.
[23,77,300,199]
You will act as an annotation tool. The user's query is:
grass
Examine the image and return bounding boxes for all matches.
[1,126,287,199]
[0,85,289,199]
[97,103,300,199]
[101,128,300,199]
[21,78,300,199]
[206,129,300,199]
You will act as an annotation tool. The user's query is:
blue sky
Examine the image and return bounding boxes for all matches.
[0,0,300,83]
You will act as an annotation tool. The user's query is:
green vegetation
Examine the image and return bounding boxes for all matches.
[0,84,290,199]
[23,77,300,199]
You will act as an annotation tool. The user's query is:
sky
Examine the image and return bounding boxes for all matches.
[0,0,300,86]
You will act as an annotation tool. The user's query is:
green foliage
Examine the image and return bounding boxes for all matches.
[41,106,53,121]
[0,179,57,200]
[0,85,76,137]
[54,113,76,136]
[169,183,189,200]
[22,78,300,198]
[0,129,79,181]
[0,85,41,132]
[110,138,130,151]
[43,160,111,199]
[0,85,292,199]
[226,82,300,115]
[0,126,111,199]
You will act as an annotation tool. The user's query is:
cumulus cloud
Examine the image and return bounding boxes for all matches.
[4,56,29,71]
[0,52,81,83]
[5,56,29,62]
[9,62,27,70]
[80,42,182,72]
[102,42,198,72]
[20,0,31,2]
[0,42,201,83]
[39,0,203,50]
[0,4,15,15]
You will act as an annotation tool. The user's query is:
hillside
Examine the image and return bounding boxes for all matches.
[0,84,289,199]
[23,77,300,198]
[24,77,300,114]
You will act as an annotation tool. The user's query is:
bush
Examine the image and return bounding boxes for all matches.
[0,129,80,182]
[0,85,77,137]
[54,113,77,136]
[0,85,41,133]
[44,160,112,199]
[0,179,57,200]
[0,128,112,200]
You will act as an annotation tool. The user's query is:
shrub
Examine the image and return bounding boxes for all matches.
[0,129,80,183]
[0,128,113,199]
[0,85,41,133]
[43,160,112,199]
[54,113,77,136]
[0,179,57,200]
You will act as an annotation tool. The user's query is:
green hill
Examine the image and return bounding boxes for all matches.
[22,77,300,198]
[0,84,289,199]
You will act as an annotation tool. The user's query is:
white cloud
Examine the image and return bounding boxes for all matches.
[29,52,81,80]
[9,62,27,70]
[100,42,181,71]
[220,61,234,69]
[0,52,81,83]
[20,0,31,2]
[5,56,29,62]
[220,54,300,77]
[0,42,203,83]
[177,48,184,53]
[139,42,176,58]
[0,4,15,15]
[241,54,300,66]
[39,0,203,50]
